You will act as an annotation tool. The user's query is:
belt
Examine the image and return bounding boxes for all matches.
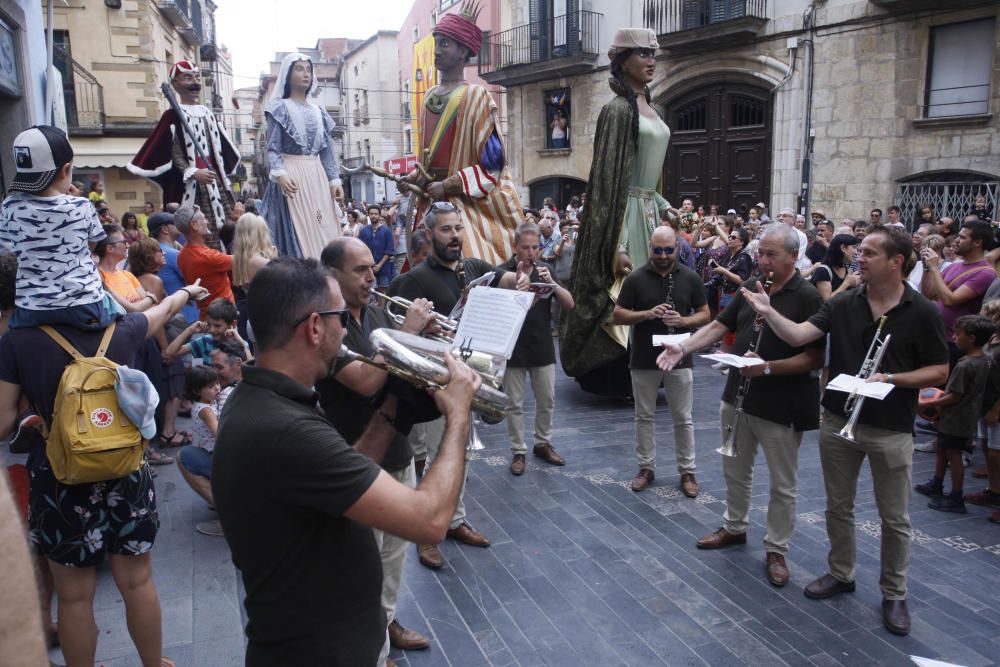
[627,185,657,198]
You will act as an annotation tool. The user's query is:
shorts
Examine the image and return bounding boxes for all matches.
[179,445,213,478]
[28,462,159,567]
[9,294,125,331]
[938,433,971,451]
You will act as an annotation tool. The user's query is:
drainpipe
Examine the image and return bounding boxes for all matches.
[798,3,816,216]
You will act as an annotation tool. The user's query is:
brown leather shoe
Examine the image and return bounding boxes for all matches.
[447,522,491,547]
[388,619,430,650]
[804,573,855,599]
[680,472,699,498]
[882,598,910,636]
[417,544,443,569]
[532,443,565,465]
[766,552,789,587]
[511,454,526,475]
[696,527,747,549]
[631,468,654,492]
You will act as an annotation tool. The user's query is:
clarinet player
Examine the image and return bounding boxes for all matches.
[658,224,824,587]
[736,226,948,637]
[614,226,710,496]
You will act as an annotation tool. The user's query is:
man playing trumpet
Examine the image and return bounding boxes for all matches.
[658,224,823,587]
[736,226,948,636]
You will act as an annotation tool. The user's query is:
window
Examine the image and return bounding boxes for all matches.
[730,95,764,127]
[413,26,419,42]
[676,99,707,132]
[925,18,995,118]
[544,88,571,149]
[364,139,371,165]
[431,9,438,27]
[404,129,412,154]
[439,0,458,9]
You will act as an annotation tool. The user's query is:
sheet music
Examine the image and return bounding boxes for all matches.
[448,272,496,320]
[825,373,895,400]
[700,353,767,368]
[453,287,533,359]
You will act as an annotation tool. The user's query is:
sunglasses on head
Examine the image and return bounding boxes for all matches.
[430,202,457,212]
[651,246,676,255]
[292,309,350,329]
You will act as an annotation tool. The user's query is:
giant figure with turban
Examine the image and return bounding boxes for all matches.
[128,60,238,244]
[400,0,522,265]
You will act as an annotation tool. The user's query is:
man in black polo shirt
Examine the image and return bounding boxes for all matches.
[658,225,824,588]
[318,237,434,653]
[741,226,948,636]
[613,226,710,496]
[500,223,575,475]
[387,202,522,569]
[212,257,480,665]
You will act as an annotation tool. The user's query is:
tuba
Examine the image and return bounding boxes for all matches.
[338,328,507,423]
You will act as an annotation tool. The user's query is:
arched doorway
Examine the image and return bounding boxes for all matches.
[662,83,773,212]
[529,176,587,211]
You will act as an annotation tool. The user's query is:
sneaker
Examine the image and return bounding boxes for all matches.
[196,520,225,536]
[964,489,1000,507]
[928,495,967,513]
[914,478,943,497]
[913,440,937,453]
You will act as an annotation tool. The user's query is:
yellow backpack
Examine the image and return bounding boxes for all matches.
[40,323,146,485]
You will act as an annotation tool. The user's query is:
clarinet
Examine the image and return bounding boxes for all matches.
[663,272,676,334]
[717,272,774,457]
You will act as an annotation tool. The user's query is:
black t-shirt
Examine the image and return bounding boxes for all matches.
[0,315,148,469]
[388,255,504,316]
[937,353,990,438]
[617,262,707,370]
[501,257,555,368]
[806,242,826,265]
[213,365,383,665]
[811,264,845,293]
[316,306,413,472]
[808,283,949,433]
[716,273,823,431]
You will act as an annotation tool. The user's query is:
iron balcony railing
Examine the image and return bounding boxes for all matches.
[54,45,105,133]
[479,10,602,77]
[643,0,768,34]
[924,83,990,118]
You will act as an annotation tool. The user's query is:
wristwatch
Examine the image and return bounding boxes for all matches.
[763,362,772,376]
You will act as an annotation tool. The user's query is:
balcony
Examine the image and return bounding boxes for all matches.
[479,11,602,87]
[643,0,769,52]
[55,45,105,135]
[870,0,992,9]
[157,0,200,46]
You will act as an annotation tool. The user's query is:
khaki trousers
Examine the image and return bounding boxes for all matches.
[630,368,696,473]
[505,364,556,454]
[719,401,802,555]
[372,460,416,625]
[408,416,468,530]
[820,410,912,600]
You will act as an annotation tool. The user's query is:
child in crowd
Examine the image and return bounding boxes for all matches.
[970,300,1000,522]
[916,314,996,513]
[164,298,250,365]
[0,126,123,330]
[185,366,221,457]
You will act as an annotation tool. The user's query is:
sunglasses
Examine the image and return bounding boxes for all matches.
[430,202,457,212]
[651,246,676,255]
[292,309,350,329]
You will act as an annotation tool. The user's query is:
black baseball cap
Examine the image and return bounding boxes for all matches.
[147,212,175,239]
[10,125,74,194]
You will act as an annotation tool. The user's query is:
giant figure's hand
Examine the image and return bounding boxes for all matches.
[193,169,216,185]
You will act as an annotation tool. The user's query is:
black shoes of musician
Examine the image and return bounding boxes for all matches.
[680,472,699,498]
[882,598,911,636]
[417,544,443,569]
[914,477,944,497]
[630,468,654,492]
[696,527,747,549]
[766,552,789,587]
[803,573,855,600]
[388,619,430,650]
[928,493,967,513]
[532,444,565,466]
[511,454,526,476]
[448,522,491,547]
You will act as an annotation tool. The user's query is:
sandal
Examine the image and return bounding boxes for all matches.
[159,431,191,447]
[147,448,174,465]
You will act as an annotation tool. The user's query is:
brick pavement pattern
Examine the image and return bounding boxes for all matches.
[49,356,1000,666]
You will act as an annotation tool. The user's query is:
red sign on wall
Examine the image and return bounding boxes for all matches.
[383,155,417,175]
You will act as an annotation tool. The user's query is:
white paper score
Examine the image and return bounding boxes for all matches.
[700,353,766,368]
[825,373,895,400]
[452,286,534,360]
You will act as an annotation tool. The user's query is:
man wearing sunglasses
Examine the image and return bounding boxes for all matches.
[613,226,710,495]
[317,237,438,654]
[212,257,481,665]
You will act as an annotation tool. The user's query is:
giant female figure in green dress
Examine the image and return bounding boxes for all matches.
[560,28,673,396]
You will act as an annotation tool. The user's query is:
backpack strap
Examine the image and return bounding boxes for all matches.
[39,322,117,359]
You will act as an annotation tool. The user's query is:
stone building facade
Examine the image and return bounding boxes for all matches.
[486,0,999,223]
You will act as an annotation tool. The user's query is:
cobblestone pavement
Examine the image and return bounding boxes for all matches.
[50,357,1000,666]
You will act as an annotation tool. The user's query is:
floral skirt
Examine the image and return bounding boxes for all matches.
[29,462,159,567]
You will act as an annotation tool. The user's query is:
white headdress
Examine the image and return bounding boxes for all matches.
[268,53,318,106]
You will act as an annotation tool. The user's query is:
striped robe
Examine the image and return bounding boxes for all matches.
[417,84,521,265]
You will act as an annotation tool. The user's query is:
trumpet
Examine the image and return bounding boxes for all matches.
[834,315,891,444]
[338,328,507,422]
[373,291,458,343]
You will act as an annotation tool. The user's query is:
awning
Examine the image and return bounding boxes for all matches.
[71,136,147,169]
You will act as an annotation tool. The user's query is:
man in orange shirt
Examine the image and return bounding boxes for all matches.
[175,206,233,319]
